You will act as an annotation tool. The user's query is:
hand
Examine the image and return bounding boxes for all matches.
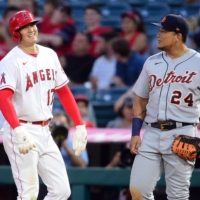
[73,124,87,156]
[130,136,141,155]
[106,152,122,168]
[14,126,36,154]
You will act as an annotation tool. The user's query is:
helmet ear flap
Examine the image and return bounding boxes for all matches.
[11,31,21,43]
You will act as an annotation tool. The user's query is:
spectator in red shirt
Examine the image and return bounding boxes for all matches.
[0,6,20,60]
[120,10,148,55]
[74,95,95,128]
[84,4,113,56]
[37,3,75,57]
[43,0,62,18]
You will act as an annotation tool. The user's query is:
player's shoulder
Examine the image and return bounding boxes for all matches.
[37,44,57,56]
[146,51,164,62]
[0,46,19,66]
[190,49,200,59]
[140,52,163,70]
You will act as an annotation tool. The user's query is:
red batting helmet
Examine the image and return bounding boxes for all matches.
[9,10,39,43]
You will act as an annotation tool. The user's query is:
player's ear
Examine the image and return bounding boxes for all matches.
[176,33,182,42]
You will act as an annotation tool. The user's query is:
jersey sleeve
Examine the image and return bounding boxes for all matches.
[54,52,69,90]
[0,61,18,92]
[115,61,125,78]
[133,60,149,98]
[90,59,99,77]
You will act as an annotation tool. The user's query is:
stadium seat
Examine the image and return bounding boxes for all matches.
[101,3,132,20]
[107,0,129,3]
[128,0,149,5]
[0,1,8,18]
[172,4,200,17]
[53,86,93,112]
[167,0,185,6]
[145,21,159,42]
[135,3,171,21]
[74,19,87,31]
[92,102,117,127]
[66,0,87,3]
[147,0,168,3]
[92,87,130,103]
[68,2,87,20]
[53,93,64,112]
[69,86,93,100]
[89,0,107,6]
[76,24,87,31]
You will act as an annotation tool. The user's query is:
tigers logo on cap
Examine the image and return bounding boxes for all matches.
[176,27,180,31]
[161,17,166,23]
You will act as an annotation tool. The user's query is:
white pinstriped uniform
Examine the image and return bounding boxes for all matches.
[0,45,71,200]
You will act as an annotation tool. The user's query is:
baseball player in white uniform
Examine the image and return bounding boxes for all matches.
[129,14,200,200]
[0,10,87,200]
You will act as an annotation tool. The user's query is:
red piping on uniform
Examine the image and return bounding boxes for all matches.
[10,127,23,200]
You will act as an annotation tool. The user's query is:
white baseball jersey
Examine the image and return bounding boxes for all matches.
[0,45,68,121]
[133,49,200,123]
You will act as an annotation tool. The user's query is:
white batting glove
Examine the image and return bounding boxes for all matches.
[14,126,36,154]
[73,124,87,156]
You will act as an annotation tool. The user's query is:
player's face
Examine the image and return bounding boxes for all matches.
[157,28,177,51]
[19,23,38,45]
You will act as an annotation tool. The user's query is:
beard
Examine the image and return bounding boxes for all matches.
[157,46,166,51]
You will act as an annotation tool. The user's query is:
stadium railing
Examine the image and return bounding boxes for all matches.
[0,166,200,200]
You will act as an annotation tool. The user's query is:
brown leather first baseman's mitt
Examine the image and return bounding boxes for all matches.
[171,135,200,161]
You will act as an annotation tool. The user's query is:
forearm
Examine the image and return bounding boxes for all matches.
[132,95,148,120]
[113,77,126,87]
[89,77,97,91]
[131,95,148,137]
[0,89,20,129]
[114,87,134,112]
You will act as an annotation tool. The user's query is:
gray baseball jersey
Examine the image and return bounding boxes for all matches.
[133,49,200,123]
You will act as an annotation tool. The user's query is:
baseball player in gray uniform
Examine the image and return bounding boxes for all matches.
[129,14,200,200]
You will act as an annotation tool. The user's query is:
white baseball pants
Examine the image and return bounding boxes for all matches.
[2,122,71,200]
[130,124,198,200]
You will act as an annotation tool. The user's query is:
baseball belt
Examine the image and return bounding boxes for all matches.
[146,121,196,131]
[19,119,51,126]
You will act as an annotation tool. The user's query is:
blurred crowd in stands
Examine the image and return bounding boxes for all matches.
[0,0,200,152]
[1,0,200,199]
[0,0,200,161]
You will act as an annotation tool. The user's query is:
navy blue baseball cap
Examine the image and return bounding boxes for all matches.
[151,14,189,38]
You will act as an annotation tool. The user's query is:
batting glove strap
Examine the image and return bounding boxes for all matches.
[73,124,87,156]
[14,126,36,154]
